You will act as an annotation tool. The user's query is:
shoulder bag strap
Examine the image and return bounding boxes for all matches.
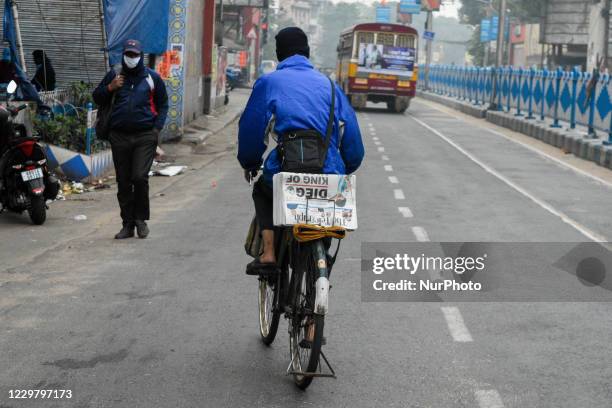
[108,69,119,109]
[323,77,336,150]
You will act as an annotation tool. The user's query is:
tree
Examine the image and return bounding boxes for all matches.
[318,2,370,69]
[459,0,545,63]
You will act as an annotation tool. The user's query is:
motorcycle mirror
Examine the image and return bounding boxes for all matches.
[7,80,17,94]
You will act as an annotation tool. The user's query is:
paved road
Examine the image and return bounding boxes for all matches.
[2,96,612,407]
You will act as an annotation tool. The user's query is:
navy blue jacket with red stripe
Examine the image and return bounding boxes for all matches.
[93,58,168,132]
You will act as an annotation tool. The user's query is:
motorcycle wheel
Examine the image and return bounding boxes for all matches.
[28,196,46,225]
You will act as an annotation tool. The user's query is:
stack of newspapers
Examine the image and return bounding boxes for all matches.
[272,172,358,230]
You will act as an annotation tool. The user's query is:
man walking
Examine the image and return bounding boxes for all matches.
[93,39,168,239]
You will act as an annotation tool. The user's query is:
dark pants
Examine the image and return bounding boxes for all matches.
[110,129,157,224]
[252,178,274,230]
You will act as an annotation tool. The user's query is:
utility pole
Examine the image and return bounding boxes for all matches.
[219,0,224,46]
[489,0,507,109]
[9,0,27,72]
[495,0,506,68]
[481,0,494,67]
[424,10,433,90]
[587,0,610,72]
[98,0,109,68]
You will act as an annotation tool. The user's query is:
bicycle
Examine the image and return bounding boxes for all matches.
[247,171,346,389]
[258,222,344,389]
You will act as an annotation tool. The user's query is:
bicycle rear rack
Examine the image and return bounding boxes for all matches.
[286,349,336,379]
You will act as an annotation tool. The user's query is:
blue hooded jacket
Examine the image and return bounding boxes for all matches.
[237,55,364,185]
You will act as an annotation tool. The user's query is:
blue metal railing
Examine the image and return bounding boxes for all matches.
[419,65,612,143]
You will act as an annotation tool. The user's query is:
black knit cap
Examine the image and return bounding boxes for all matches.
[275,27,310,62]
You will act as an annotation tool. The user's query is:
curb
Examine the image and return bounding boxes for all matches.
[417,91,612,171]
[181,109,243,145]
[417,90,487,119]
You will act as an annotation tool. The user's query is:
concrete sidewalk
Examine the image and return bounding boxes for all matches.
[417,90,612,171]
[181,88,249,144]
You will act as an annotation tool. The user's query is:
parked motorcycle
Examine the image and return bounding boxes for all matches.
[0,81,59,225]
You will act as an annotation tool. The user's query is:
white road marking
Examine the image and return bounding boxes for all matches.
[419,100,612,190]
[485,127,612,190]
[412,226,429,242]
[475,390,505,408]
[410,115,607,242]
[398,207,413,217]
[372,136,379,141]
[381,155,390,161]
[440,306,473,342]
[384,165,393,172]
[393,189,405,200]
[374,141,381,145]
[388,176,399,184]
[378,147,385,152]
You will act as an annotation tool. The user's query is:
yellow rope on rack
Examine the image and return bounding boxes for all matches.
[292,224,347,242]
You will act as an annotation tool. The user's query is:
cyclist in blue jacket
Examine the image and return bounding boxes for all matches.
[238,27,365,274]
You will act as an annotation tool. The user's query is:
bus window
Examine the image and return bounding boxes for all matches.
[354,32,374,58]
[376,32,395,46]
[340,34,353,58]
[357,31,374,45]
[396,34,415,48]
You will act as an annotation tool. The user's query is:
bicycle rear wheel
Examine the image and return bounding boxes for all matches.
[288,249,324,390]
[258,275,280,345]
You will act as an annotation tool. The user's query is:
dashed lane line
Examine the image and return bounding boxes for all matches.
[384,165,393,172]
[381,155,390,161]
[411,226,429,242]
[388,176,399,184]
[393,189,405,200]
[409,114,607,242]
[398,207,413,218]
[440,306,473,342]
[475,390,505,408]
[378,147,385,152]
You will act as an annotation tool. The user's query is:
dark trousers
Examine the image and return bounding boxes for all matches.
[110,129,157,224]
[252,178,274,230]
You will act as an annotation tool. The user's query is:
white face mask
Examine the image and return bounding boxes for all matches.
[123,55,141,69]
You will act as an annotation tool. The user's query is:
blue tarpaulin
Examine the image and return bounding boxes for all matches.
[103,0,170,66]
[3,0,41,103]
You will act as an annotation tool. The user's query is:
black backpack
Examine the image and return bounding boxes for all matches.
[94,70,119,142]
[95,92,116,142]
[278,77,335,173]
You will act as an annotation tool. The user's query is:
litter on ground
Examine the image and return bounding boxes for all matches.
[150,165,187,177]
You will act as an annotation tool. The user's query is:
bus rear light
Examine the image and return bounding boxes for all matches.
[354,78,368,85]
[397,81,412,88]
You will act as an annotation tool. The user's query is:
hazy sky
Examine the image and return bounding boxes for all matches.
[330,0,460,19]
